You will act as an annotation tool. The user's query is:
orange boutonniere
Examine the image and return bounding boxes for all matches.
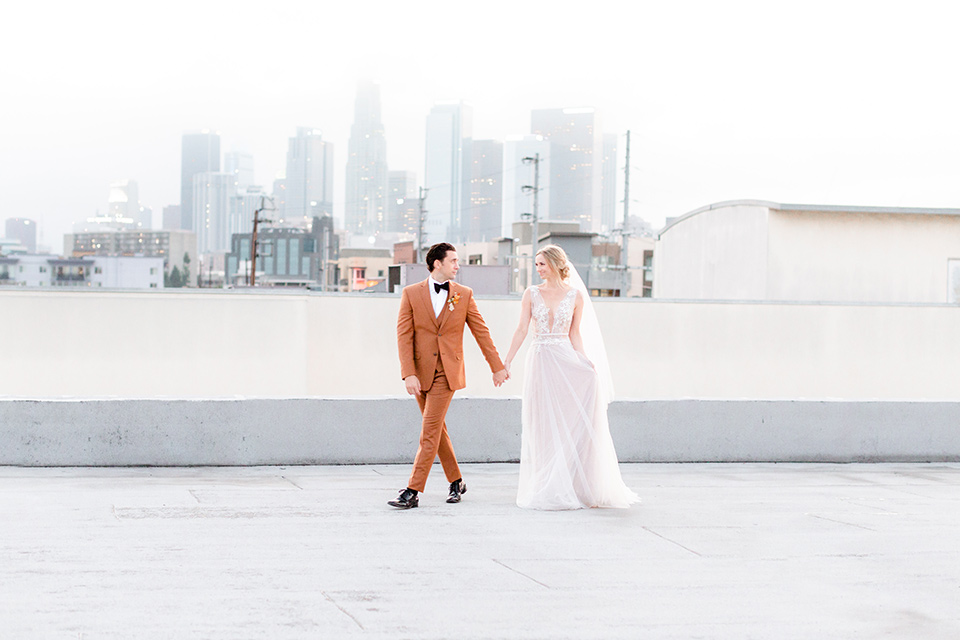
[448,292,461,312]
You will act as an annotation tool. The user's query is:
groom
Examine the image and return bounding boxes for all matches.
[390,242,509,509]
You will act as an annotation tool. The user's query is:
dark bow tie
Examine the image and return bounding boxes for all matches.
[434,281,449,293]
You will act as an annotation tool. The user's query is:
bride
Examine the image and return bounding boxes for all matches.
[503,245,639,510]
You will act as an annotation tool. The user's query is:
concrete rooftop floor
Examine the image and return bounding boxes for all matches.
[1,463,958,639]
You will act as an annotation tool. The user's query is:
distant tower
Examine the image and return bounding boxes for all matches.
[466,140,503,242]
[192,172,234,253]
[531,107,602,232]
[284,127,334,226]
[224,151,255,189]
[4,218,37,252]
[387,170,418,234]
[162,205,181,231]
[345,81,389,236]
[181,131,221,232]
[425,101,472,244]
[502,135,550,238]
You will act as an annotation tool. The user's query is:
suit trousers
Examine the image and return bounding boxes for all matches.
[408,360,461,492]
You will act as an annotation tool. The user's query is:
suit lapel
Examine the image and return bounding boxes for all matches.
[419,279,440,328]
[437,282,458,329]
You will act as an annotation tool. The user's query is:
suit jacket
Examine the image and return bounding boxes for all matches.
[397,279,503,392]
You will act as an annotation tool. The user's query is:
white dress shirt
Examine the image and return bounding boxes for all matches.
[428,276,450,318]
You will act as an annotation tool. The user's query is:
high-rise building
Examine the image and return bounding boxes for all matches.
[387,171,419,235]
[162,205,181,230]
[230,185,266,242]
[502,135,551,238]
[531,107,602,232]
[193,172,234,253]
[601,133,619,233]
[272,175,287,220]
[4,218,37,253]
[284,128,334,225]
[465,140,503,242]
[225,151,255,189]
[345,81,389,236]
[425,102,472,244]
[181,131,221,232]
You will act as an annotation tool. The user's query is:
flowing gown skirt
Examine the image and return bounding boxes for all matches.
[517,339,640,510]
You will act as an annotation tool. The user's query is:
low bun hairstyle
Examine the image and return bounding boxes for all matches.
[537,244,570,281]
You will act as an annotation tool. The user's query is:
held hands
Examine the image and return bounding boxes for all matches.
[492,368,510,388]
[403,375,421,396]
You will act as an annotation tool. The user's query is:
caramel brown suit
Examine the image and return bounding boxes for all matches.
[397,279,503,492]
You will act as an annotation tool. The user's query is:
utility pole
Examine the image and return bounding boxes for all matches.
[522,154,541,288]
[249,195,276,287]
[417,187,429,260]
[621,130,631,296]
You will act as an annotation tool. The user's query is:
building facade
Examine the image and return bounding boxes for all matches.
[531,107,603,233]
[345,81,389,237]
[654,200,960,303]
[225,216,338,289]
[465,139,503,242]
[284,128,334,225]
[4,218,37,253]
[193,172,234,253]
[224,151,254,189]
[387,170,419,235]
[424,102,472,244]
[0,254,163,288]
[180,131,220,232]
[502,135,551,239]
[65,229,197,282]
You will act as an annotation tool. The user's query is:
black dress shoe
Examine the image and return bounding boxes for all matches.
[446,479,467,503]
[388,488,419,509]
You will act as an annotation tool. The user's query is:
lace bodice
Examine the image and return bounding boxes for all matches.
[530,286,577,344]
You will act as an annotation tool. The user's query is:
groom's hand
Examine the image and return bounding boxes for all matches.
[403,375,421,395]
[492,368,509,387]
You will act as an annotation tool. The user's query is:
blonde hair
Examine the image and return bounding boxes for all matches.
[536,244,570,281]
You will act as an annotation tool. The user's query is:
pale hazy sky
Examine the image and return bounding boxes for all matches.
[2,0,958,249]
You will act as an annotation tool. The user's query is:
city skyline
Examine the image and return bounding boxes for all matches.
[2,1,958,249]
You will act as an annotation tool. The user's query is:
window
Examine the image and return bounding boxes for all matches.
[150,283,157,288]
[149,267,157,275]
[94,267,102,274]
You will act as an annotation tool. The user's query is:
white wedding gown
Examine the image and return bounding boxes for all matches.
[517,287,640,510]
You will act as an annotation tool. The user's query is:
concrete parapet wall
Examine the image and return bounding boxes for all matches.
[2,398,957,466]
[2,289,960,400]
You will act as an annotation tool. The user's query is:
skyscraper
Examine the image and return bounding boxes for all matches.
[284,128,334,225]
[531,107,602,232]
[4,218,37,253]
[465,140,503,242]
[225,151,254,189]
[193,172,234,253]
[162,205,181,231]
[181,131,221,232]
[502,135,551,238]
[387,170,418,234]
[424,102,472,244]
[345,81,389,237]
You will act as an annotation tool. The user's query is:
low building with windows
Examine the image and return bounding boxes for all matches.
[65,229,196,285]
[0,255,163,288]
[225,216,338,289]
[654,200,960,303]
